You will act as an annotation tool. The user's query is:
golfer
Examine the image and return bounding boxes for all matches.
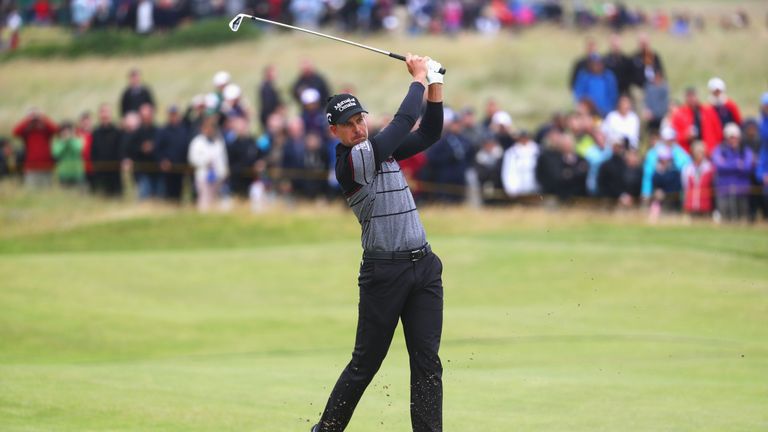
[312,54,445,432]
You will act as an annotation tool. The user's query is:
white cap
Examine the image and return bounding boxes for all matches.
[723,122,741,138]
[707,77,725,92]
[204,92,219,109]
[491,111,513,127]
[191,94,205,107]
[223,83,241,101]
[300,88,320,105]
[661,126,676,141]
[213,71,230,87]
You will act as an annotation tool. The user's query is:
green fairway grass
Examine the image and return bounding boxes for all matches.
[1,189,767,431]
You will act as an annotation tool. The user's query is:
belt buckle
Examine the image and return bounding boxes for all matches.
[409,248,424,261]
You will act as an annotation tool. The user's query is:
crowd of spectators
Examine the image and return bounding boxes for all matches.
[2,31,768,222]
[2,0,765,51]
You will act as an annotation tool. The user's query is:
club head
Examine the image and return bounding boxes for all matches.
[229,14,245,32]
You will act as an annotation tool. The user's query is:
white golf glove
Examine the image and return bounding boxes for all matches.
[426,59,444,85]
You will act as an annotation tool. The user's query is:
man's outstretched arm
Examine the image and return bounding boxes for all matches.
[392,81,443,161]
[370,54,430,164]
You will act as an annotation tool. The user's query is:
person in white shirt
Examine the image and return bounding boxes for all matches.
[602,95,640,149]
[188,116,229,212]
[501,130,540,197]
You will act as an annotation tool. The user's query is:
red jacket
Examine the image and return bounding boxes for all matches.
[682,160,714,213]
[713,99,742,126]
[77,129,93,174]
[13,116,57,171]
[670,104,722,155]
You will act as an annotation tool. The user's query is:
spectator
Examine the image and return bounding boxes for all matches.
[631,33,664,89]
[52,121,85,187]
[603,33,634,96]
[582,130,611,196]
[535,133,589,203]
[135,0,154,34]
[500,130,539,198]
[681,141,715,216]
[489,110,515,150]
[298,131,329,199]
[711,123,755,222]
[598,139,642,207]
[708,77,742,128]
[76,111,94,190]
[481,98,500,129]
[125,103,160,199]
[756,93,768,220]
[154,0,180,31]
[155,105,191,202]
[184,94,207,135]
[649,144,683,214]
[281,117,306,197]
[188,116,229,212]
[226,117,262,199]
[12,108,57,189]
[573,54,619,116]
[458,107,483,148]
[4,8,22,51]
[211,70,231,112]
[289,0,324,29]
[568,37,597,91]
[643,69,669,132]
[120,68,155,117]
[742,118,766,221]
[0,137,23,180]
[641,126,691,200]
[299,87,327,138]
[91,103,123,197]
[473,133,503,204]
[222,83,250,122]
[71,0,95,34]
[292,59,331,107]
[258,65,282,131]
[31,0,55,25]
[670,87,722,154]
[425,108,472,203]
[602,95,640,149]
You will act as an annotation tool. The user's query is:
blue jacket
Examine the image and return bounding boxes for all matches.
[642,143,691,198]
[573,69,619,116]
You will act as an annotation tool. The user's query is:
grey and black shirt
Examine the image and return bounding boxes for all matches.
[335,82,443,252]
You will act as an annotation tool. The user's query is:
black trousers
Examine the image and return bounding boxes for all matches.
[318,252,444,432]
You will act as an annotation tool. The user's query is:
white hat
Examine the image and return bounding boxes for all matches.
[300,88,320,105]
[213,71,231,87]
[223,83,241,101]
[491,111,513,127]
[660,126,676,141]
[204,92,219,109]
[191,94,205,107]
[723,122,741,138]
[707,77,725,92]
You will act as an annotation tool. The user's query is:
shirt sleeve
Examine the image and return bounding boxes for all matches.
[349,140,376,185]
[392,101,444,161]
[370,82,425,164]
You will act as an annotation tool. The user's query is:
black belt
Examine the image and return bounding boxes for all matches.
[363,244,431,261]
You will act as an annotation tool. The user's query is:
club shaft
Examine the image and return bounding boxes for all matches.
[239,14,446,74]
[246,15,390,56]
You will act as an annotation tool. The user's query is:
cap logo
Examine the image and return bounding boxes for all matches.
[326,113,333,124]
[334,98,357,113]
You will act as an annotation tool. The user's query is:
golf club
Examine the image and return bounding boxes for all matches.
[228,14,446,75]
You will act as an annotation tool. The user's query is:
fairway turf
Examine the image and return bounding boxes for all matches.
[1,191,767,431]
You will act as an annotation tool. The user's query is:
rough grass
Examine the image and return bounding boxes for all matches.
[1,1,766,135]
[0,187,767,431]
